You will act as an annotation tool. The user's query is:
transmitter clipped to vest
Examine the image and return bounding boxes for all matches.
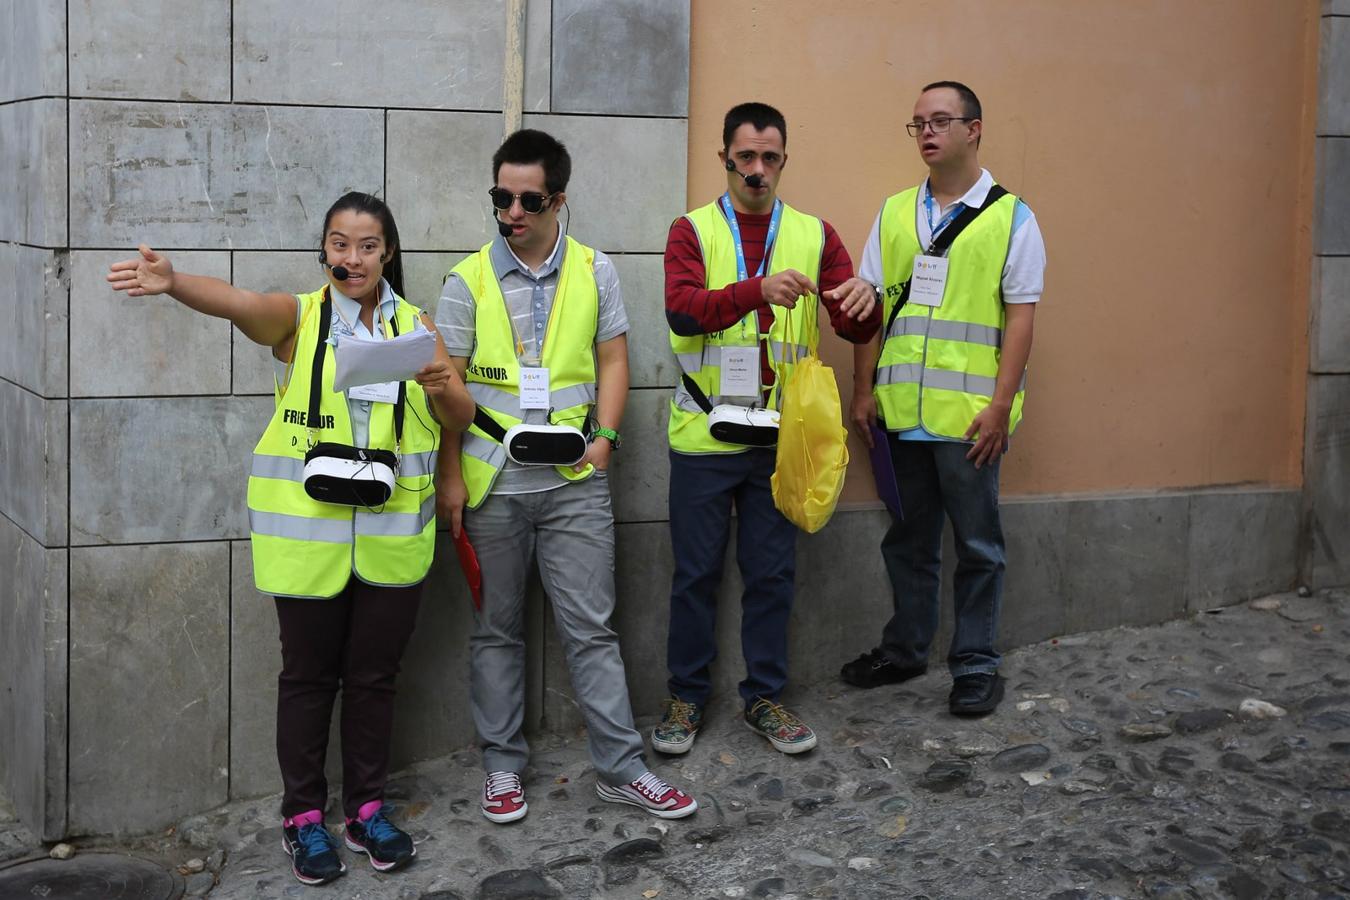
[472,406,588,468]
[303,443,399,506]
[503,424,588,467]
[707,404,780,447]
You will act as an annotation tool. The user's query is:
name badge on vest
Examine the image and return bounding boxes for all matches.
[347,381,400,404]
[519,367,550,410]
[909,255,949,308]
[719,346,759,398]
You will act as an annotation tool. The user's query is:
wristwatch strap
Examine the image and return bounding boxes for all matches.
[591,426,621,449]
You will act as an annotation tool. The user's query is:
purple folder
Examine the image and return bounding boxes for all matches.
[867,422,904,520]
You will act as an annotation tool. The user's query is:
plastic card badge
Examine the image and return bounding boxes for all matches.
[719,346,759,398]
[909,255,949,308]
[519,367,550,410]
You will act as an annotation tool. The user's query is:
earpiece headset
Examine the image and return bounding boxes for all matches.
[725,157,765,189]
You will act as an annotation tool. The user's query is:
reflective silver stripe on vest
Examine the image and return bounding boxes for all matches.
[400,450,436,478]
[463,431,509,468]
[251,453,305,482]
[673,381,708,414]
[249,509,351,543]
[875,363,924,387]
[922,368,998,397]
[253,451,436,481]
[673,380,766,414]
[676,348,721,374]
[886,316,1003,347]
[469,380,596,415]
[678,342,808,374]
[768,341,810,365]
[875,365,1026,397]
[354,496,436,537]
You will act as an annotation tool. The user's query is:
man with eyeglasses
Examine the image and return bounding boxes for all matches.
[434,129,697,825]
[841,81,1046,716]
[651,102,881,757]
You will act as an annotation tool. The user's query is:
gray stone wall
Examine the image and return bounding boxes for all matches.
[0,0,70,844]
[0,0,693,840]
[1306,0,1350,586]
[0,0,1307,842]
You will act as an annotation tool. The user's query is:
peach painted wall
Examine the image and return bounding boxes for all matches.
[686,0,1320,498]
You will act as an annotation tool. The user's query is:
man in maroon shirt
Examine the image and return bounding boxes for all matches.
[652,102,881,757]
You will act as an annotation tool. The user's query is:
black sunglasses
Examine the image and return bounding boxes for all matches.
[488,188,554,214]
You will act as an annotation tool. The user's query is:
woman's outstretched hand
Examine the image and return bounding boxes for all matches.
[107,245,174,297]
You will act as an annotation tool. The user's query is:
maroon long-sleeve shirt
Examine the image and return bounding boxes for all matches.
[664,206,880,388]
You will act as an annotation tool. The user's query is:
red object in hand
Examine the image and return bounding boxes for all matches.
[453,528,483,611]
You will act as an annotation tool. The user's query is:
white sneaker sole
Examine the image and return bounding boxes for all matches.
[744,718,818,754]
[481,800,528,824]
[595,783,698,819]
[650,729,698,755]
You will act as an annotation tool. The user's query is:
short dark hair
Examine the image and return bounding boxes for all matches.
[722,102,787,150]
[321,192,404,297]
[492,129,572,194]
[921,81,982,121]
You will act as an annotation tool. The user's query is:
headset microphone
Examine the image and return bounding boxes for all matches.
[318,250,349,281]
[497,219,514,238]
[724,157,764,189]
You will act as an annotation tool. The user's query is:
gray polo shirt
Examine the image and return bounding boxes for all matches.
[434,230,628,495]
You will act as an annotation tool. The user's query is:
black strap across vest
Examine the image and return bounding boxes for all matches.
[884,184,1009,335]
[473,405,508,442]
[306,288,406,445]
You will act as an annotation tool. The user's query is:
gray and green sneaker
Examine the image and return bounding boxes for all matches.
[651,697,703,754]
[744,698,817,754]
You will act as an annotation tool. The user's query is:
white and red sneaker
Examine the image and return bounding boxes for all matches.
[481,771,528,823]
[595,771,698,819]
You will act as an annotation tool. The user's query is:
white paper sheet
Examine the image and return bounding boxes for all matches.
[332,329,437,392]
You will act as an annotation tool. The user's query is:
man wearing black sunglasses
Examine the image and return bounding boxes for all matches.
[842,81,1046,717]
[434,129,697,825]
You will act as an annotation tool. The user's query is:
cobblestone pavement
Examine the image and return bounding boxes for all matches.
[2,589,1348,899]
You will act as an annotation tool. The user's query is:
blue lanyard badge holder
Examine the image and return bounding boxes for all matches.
[695,196,784,447]
[301,294,402,507]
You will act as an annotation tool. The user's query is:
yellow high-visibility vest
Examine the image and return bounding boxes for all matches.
[668,199,824,454]
[247,287,439,598]
[451,237,599,509]
[874,186,1024,438]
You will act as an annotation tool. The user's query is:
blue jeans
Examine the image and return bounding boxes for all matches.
[879,437,1004,676]
[666,448,798,709]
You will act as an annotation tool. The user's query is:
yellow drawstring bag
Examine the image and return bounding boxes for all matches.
[770,304,849,533]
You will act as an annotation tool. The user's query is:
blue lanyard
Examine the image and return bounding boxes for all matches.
[923,182,964,246]
[720,193,783,282]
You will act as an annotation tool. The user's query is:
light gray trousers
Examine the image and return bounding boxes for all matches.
[463,472,647,786]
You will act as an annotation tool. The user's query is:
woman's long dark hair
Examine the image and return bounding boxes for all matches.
[320,192,405,297]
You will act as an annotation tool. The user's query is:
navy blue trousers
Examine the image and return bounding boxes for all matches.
[666,448,798,709]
